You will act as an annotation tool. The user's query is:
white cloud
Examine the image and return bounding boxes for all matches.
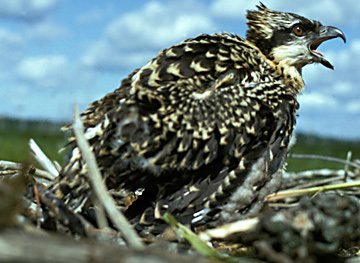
[295,114,360,140]
[297,34,360,138]
[16,55,70,88]
[81,40,156,71]
[346,100,360,114]
[4,52,97,121]
[0,28,23,68]
[210,0,259,20]
[299,92,338,108]
[331,82,354,95]
[297,0,360,25]
[25,19,70,40]
[77,9,106,25]
[328,39,360,71]
[306,38,360,102]
[0,0,58,21]
[82,1,215,71]
[106,7,213,49]
[302,64,328,84]
[211,0,360,25]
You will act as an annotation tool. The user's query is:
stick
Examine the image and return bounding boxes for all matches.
[0,160,23,170]
[0,232,209,263]
[344,151,352,182]
[93,200,110,231]
[266,181,360,202]
[286,176,344,190]
[0,160,54,181]
[198,218,259,242]
[29,139,59,178]
[283,169,353,180]
[72,106,144,250]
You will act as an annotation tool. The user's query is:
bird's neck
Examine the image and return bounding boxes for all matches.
[246,41,305,95]
[275,60,305,95]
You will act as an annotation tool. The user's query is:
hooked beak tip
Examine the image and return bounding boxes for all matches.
[323,26,346,43]
[336,28,346,43]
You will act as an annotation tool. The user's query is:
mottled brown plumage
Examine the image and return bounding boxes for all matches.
[52,4,345,232]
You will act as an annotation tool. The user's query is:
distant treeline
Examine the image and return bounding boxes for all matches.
[0,118,66,135]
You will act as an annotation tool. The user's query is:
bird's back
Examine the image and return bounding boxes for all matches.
[54,33,299,231]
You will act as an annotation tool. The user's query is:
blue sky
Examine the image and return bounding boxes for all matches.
[0,0,359,139]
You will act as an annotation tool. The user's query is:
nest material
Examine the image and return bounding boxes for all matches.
[239,192,360,263]
[1,138,360,263]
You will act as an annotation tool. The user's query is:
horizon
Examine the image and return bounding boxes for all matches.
[1,116,359,143]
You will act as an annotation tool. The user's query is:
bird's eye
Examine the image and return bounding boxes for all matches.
[293,25,305,36]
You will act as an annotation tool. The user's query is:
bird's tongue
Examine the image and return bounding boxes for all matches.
[312,49,324,57]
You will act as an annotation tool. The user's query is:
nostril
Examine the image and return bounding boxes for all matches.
[320,28,327,35]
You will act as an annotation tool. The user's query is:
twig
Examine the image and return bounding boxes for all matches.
[283,169,353,180]
[0,160,23,170]
[344,151,352,182]
[268,203,299,208]
[0,170,18,176]
[93,200,110,231]
[32,183,42,228]
[29,139,59,179]
[286,176,344,190]
[53,161,62,172]
[281,169,355,190]
[198,218,259,242]
[33,169,55,181]
[266,181,360,202]
[72,105,145,250]
[287,153,360,170]
[0,160,54,181]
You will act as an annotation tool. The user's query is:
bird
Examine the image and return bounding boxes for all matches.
[52,3,346,233]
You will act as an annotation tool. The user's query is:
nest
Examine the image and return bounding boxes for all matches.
[0,111,360,263]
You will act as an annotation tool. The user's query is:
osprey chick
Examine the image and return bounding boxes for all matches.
[54,4,345,232]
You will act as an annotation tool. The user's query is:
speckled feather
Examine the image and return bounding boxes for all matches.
[53,4,317,231]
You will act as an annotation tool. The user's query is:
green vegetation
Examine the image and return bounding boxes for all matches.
[0,118,68,165]
[287,133,360,172]
[0,118,359,172]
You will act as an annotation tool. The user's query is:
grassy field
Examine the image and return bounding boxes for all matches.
[286,134,360,171]
[0,118,68,166]
[0,118,359,172]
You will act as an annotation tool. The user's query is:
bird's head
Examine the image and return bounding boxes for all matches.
[246,3,346,71]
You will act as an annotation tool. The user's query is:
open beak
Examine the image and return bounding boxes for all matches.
[309,26,346,69]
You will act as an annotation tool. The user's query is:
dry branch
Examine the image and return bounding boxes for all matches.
[0,231,211,263]
[0,160,54,181]
[266,180,360,202]
[283,168,354,180]
[199,218,259,242]
[72,106,145,250]
[29,138,59,179]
